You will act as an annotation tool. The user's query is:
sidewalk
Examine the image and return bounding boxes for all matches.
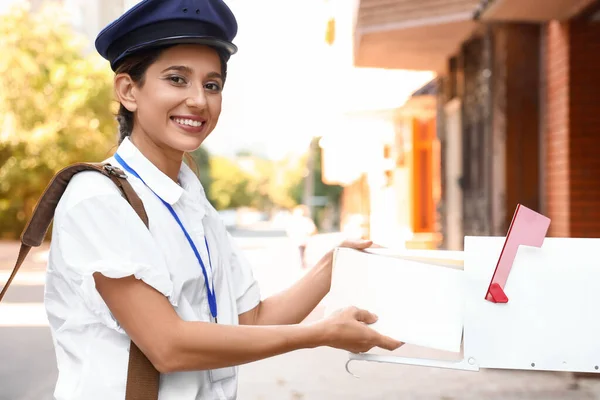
[0,230,347,272]
[0,241,49,272]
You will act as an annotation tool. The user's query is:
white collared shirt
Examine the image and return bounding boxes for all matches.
[44,137,261,400]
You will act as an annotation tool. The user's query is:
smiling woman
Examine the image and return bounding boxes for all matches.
[115,46,227,141]
[113,48,228,144]
[113,45,228,181]
[34,1,403,400]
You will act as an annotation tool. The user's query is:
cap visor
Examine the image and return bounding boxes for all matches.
[112,36,237,67]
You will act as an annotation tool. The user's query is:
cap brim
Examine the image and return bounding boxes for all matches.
[111,36,237,69]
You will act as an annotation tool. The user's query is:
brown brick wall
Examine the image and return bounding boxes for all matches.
[492,25,508,235]
[543,21,571,237]
[568,20,600,237]
[493,24,541,234]
[504,24,541,231]
[544,19,600,237]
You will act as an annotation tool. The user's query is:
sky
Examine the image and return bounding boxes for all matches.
[2,0,435,159]
[207,0,434,159]
[0,0,18,13]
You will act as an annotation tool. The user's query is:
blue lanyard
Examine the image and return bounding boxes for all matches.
[113,153,218,320]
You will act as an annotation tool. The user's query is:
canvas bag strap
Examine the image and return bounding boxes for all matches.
[0,162,159,400]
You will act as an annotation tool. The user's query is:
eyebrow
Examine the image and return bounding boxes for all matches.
[161,65,193,74]
[206,71,224,81]
[161,66,223,81]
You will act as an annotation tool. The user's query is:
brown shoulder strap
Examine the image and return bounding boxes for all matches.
[0,162,159,400]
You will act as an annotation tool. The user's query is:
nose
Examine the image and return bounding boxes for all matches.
[185,86,208,110]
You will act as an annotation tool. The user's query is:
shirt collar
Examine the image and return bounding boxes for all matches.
[179,162,203,196]
[115,137,184,205]
[178,162,208,219]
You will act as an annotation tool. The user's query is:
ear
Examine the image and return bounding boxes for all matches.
[114,73,138,112]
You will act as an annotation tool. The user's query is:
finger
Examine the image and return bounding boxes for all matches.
[376,334,404,351]
[340,239,373,250]
[353,308,378,324]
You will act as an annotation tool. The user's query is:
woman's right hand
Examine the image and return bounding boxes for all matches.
[317,306,404,353]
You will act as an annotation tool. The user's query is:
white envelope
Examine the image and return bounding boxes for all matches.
[325,247,465,353]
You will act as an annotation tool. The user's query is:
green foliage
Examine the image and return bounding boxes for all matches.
[190,147,212,198]
[205,153,306,212]
[312,137,343,203]
[270,156,305,209]
[207,156,253,210]
[234,149,253,157]
[242,157,273,211]
[0,4,340,239]
[0,4,116,239]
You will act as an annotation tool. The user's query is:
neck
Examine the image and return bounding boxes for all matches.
[129,132,183,182]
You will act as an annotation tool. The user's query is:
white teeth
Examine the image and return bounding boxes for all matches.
[173,118,203,127]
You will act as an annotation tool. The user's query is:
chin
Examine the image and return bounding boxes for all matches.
[170,133,209,153]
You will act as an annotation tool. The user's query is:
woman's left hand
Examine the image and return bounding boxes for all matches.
[318,238,375,275]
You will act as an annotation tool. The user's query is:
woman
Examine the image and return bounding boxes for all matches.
[44,0,402,399]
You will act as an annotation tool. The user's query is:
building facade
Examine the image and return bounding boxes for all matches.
[320,85,442,249]
[353,0,600,249]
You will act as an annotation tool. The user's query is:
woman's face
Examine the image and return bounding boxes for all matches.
[126,44,224,153]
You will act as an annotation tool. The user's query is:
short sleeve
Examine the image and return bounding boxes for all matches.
[54,172,175,333]
[226,232,261,314]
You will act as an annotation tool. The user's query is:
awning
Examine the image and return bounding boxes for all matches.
[476,0,597,21]
[355,0,480,72]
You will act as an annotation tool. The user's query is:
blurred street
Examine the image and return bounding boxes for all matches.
[1,226,600,400]
[2,0,600,399]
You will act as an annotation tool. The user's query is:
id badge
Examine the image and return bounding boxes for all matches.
[209,366,236,383]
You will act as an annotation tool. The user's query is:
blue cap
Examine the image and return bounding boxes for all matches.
[95,0,238,71]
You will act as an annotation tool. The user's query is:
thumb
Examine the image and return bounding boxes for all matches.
[353,308,378,324]
[340,239,373,250]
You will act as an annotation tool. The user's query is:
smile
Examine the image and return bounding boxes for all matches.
[172,117,204,127]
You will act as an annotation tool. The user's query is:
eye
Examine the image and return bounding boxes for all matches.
[205,82,222,92]
[168,75,187,85]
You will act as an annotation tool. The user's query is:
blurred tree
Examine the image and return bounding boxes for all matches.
[207,153,306,212]
[235,149,253,157]
[190,146,212,198]
[0,4,116,239]
[0,4,332,239]
[244,157,273,211]
[208,156,254,210]
[312,137,343,203]
[270,156,305,209]
[307,136,342,229]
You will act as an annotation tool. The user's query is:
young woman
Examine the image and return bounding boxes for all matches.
[44,1,402,398]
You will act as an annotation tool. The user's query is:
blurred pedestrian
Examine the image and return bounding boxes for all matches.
[286,204,317,268]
